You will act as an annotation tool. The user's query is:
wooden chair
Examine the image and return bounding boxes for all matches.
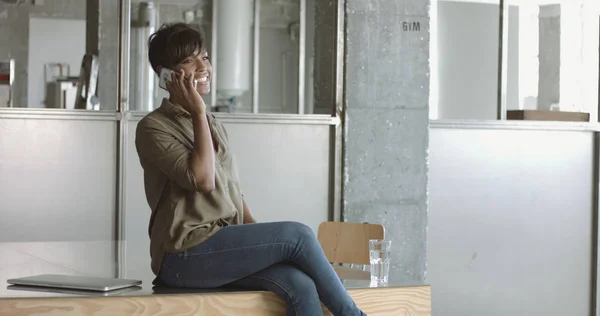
[317,222,385,280]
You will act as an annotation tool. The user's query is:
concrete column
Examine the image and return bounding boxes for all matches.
[86,0,100,55]
[537,4,561,110]
[342,0,430,283]
[313,0,338,116]
[537,3,588,113]
[558,3,584,113]
[87,0,119,111]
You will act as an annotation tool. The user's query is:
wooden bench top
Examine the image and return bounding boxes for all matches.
[1,284,431,316]
[0,241,431,315]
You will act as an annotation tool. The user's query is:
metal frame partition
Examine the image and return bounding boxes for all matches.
[496,0,507,121]
[0,0,343,279]
[440,1,600,313]
[594,17,600,315]
[116,0,132,279]
[495,0,599,123]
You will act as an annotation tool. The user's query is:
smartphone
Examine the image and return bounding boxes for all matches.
[159,68,197,90]
[158,68,173,90]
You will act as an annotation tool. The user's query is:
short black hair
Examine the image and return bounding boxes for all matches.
[147,23,205,74]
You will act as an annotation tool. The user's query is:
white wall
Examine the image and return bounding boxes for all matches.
[428,124,594,316]
[0,118,117,242]
[0,113,334,281]
[27,17,85,108]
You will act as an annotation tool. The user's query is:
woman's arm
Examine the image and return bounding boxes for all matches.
[242,199,257,224]
[167,70,216,192]
[188,111,216,192]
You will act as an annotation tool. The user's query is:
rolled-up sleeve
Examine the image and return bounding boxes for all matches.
[135,118,198,192]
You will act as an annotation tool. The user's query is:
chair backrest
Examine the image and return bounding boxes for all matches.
[317,221,385,265]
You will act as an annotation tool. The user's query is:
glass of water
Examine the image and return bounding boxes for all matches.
[369,239,392,286]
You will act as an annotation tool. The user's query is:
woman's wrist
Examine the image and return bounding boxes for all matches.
[188,103,206,116]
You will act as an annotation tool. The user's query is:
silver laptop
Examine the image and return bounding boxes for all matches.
[7,284,143,296]
[7,274,142,292]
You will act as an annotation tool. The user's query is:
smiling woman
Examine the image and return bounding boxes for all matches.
[131,21,366,316]
[148,23,212,97]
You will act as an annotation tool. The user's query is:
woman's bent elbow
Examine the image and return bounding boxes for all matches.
[191,168,216,193]
[196,179,216,193]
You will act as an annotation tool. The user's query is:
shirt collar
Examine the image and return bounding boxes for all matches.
[159,98,189,117]
[159,98,216,123]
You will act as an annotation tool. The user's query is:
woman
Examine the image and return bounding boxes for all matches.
[135,23,366,316]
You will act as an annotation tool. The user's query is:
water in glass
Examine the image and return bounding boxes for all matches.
[369,240,391,286]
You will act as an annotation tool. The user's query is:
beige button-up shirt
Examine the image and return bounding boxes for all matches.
[135,99,244,276]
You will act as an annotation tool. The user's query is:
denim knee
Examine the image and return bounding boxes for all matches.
[283,267,318,294]
[280,221,315,240]
[270,267,320,314]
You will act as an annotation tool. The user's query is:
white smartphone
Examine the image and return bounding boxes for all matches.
[159,68,197,90]
[158,68,173,90]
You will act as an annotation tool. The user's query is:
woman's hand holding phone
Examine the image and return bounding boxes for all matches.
[166,69,205,114]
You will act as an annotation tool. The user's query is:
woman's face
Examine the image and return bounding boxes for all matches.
[172,50,212,96]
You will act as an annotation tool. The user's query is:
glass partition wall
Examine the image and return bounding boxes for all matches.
[1,0,596,121]
[430,0,600,122]
[128,0,321,115]
[0,0,328,116]
[502,0,600,121]
[0,0,120,111]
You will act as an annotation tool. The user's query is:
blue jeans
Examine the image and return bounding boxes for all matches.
[158,221,366,316]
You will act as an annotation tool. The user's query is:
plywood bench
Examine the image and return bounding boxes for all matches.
[1,284,431,316]
[0,241,431,315]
